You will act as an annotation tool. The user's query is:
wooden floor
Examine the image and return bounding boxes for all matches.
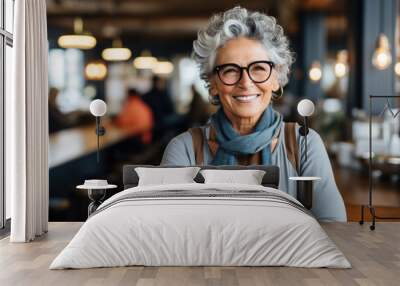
[1,222,400,286]
[332,163,400,222]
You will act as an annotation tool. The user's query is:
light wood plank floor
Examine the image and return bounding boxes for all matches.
[0,222,399,286]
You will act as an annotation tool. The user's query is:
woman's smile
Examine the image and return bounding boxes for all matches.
[232,94,261,103]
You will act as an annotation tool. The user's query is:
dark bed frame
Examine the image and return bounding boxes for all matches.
[123,165,280,189]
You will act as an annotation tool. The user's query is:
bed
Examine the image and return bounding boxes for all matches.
[50,165,350,269]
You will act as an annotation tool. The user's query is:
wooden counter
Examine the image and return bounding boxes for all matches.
[49,120,135,168]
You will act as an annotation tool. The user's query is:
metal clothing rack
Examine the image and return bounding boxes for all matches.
[359,95,400,230]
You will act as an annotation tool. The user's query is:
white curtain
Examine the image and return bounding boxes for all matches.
[8,0,49,242]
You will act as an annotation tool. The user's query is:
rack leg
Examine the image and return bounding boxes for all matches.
[369,206,376,231]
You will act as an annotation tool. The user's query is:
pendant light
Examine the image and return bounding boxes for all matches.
[372,34,392,70]
[372,2,392,70]
[394,59,400,76]
[85,61,108,80]
[102,39,132,61]
[308,61,322,82]
[133,50,158,70]
[334,50,348,78]
[58,18,97,50]
[153,60,174,75]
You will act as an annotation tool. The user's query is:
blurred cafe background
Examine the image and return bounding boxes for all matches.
[44,0,400,221]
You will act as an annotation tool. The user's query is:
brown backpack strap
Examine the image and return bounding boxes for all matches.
[284,122,299,173]
[207,125,219,157]
[188,127,204,165]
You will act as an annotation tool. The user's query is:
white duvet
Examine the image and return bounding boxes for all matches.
[50,183,351,269]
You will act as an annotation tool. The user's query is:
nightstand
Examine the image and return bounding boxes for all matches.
[77,180,117,217]
[289,176,321,210]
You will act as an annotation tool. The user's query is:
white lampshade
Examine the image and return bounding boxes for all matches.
[90,99,107,117]
[297,99,315,117]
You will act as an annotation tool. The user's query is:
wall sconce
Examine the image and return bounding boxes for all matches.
[89,99,107,163]
[372,34,392,70]
[308,61,322,82]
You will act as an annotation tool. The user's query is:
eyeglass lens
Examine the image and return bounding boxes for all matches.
[217,62,272,85]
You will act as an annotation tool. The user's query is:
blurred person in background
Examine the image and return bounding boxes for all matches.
[114,88,154,144]
[142,75,180,136]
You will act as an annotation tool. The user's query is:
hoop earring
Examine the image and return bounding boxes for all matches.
[208,94,220,105]
[272,86,283,100]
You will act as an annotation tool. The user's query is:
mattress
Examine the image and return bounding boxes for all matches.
[50,183,350,269]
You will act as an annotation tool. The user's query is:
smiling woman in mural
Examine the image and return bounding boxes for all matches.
[161,6,346,222]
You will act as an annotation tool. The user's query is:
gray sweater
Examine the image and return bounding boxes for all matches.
[161,122,347,222]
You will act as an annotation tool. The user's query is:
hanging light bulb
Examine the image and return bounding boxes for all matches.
[334,62,347,78]
[58,18,97,50]
[334,50,348,78]
[394,61,400,76]
[133,50,158,69]
[372,33,392,70]
[102,39,132,61]
[309,61,322,82]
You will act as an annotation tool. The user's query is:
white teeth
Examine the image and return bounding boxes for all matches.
[234,95,258,102]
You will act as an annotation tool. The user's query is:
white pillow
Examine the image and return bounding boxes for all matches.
[200,169,266,185]
[135,167,201,186]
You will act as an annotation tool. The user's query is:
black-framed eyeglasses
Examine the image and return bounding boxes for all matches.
[213,60,275,86]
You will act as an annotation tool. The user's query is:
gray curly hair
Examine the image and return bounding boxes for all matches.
[193,6,295,88]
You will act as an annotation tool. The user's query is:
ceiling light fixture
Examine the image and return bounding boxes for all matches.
[334,50,348,78]
[309,61,322,82]
[153,61,174,75]
[102,39,132,61]
[133,51,157,69]
[58,18,97,50]
[372,34,392,70]
[394,61,400,76]
[85,61,108,80]
[372,2,392,70]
